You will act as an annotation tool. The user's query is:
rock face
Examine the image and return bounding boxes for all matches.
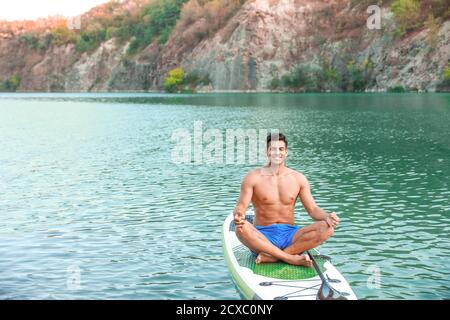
[178,0,450,92]
[0,0,449,92]
[180,0,316,90]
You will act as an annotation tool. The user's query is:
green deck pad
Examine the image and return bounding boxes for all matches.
[233,245,327,280]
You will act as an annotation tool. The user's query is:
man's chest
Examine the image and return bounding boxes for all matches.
[253,175,300,205]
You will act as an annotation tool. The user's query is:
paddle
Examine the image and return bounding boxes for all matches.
[306,251,347,300]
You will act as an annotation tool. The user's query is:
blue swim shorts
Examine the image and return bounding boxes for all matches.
[254,224,300,254]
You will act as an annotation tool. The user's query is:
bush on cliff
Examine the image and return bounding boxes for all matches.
[436,63,450,92]
[19,32,52,53]
[75,29,107,53]
[272,58,375,93]
[391,0,449,35]
[0,75,21,92]
[52,26,77,46]
[391,0,421,32]
[184,71,211,90]
[164,68,185,92]
[387,85,407,93]
[127,0,187,54]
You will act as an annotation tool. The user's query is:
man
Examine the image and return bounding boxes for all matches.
[233,133,340,266]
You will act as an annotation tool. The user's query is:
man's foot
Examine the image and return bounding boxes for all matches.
[255,253,278,264]
[255,253,312,267]
[286,254,312,267]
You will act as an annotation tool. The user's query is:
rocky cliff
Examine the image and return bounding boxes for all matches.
[0,0,449,92]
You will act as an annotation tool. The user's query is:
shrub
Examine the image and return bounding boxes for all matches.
[106,26,118,40]
[444,63,450,81]
[18,33,39,49]
[0,75,21,92]
[290,65,308,88]
[351,69,366,92]
[390,0,421,32]
[184,71,211,89]
[37,34,53,53]
[19,32,53,53]
[344,58,375,92]
[281,74,293,88]
[270,77,281,90]
[126,0,187,54]
[164,67,185,92]
[52,26,77,46]
[388,85,406,93]
[319,64,341,91]
[324,66,339,83]
[75,29,106,53]
[275,66,321,91]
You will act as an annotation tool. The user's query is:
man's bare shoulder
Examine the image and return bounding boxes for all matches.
[242,169,261,185]
[288,169,308,185]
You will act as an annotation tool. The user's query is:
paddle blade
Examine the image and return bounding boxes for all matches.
[317,282,348,300]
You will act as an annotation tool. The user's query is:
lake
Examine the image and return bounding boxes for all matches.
[0,92,449,299]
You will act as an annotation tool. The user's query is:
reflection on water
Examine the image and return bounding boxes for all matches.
[0,93,449,299]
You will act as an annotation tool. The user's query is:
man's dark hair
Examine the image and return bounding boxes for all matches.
[267,132,288,150]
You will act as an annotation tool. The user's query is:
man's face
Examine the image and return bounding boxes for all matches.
[267,140,288,165]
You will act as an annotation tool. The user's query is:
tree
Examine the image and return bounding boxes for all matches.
[164,68,185,92]
[0,75,21,92]
[52,26,77,46]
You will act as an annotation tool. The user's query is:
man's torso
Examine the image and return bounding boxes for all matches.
[251,167,304,226]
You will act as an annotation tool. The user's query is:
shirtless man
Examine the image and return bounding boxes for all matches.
[233,133,340,267]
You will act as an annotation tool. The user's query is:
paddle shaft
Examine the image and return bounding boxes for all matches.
[306,251,327,283]
[306,251,347,300]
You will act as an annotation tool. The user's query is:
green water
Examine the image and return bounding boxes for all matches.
[0,92,449,299]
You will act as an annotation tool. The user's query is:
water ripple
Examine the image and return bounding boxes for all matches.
[0,93,449,299]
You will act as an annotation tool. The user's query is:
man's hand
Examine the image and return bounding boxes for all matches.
[325,212,340,228]
[234,211,246,232]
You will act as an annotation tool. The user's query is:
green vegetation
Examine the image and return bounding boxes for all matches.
[164,67,185,92]
[437,62,450,92]
[444,63,450,81]
[16,0,187,54]
[390,0,449,35]
[15,0,246,56]
[75,29,107,53]
[387,85,406,93]
[127,0,187,54]
[18,33,39,49]
[391,0,421,32]
[183,71,211,89]
[271,58,375,93]
[52,26,77,46]
[270,77,281,90]
[345,59,374,92]
[18,32,52,53]
[0,75,21,92]
[163,68,211,92]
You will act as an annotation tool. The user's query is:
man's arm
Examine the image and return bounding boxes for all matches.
[298,174,340,227]
[233,172,254,231]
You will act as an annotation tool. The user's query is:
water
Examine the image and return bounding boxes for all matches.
[0,92,449,300]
